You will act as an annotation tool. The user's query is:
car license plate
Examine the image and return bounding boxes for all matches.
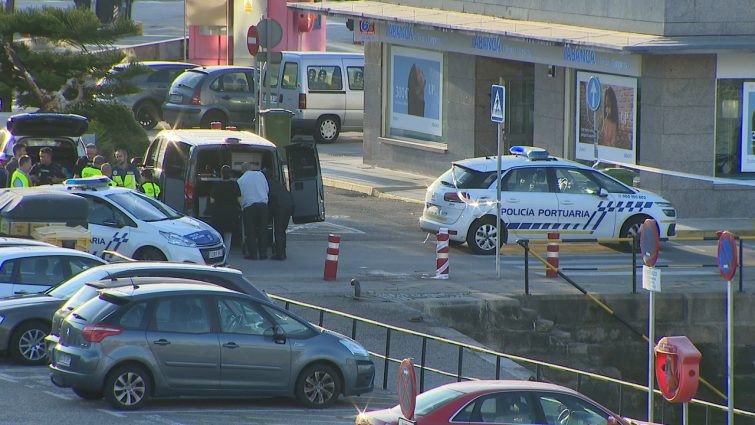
[169,94,182,103]
[208,249,224,259]
[426,205,442,215]
[57,353,72,367]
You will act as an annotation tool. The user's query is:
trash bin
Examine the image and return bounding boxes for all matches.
[600,167,638,187]
[259,109,295,150]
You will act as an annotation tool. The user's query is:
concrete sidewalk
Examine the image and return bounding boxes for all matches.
[318,149,755,238]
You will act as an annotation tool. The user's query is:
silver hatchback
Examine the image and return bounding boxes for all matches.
[49,280,375,410]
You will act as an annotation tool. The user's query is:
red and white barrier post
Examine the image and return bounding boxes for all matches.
[324,234,341,281]
[546,232,560,278]
[436,228,449,279]
[211,122,222,129]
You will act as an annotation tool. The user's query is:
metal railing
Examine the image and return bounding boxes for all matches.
[268,293,755,424]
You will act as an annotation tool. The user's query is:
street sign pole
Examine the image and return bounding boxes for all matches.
[491,83,505,279]
[640,218,660,423]
[587,76,602,160]
[717,230,737,425]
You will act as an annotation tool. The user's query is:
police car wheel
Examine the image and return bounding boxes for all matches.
[619,216,648,251]
[466,216,503,255]
[134,247,167,261]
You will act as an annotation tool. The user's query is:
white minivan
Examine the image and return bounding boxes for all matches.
[263,52,364,144]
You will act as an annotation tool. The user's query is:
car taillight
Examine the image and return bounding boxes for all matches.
[185,181,194,202]
[82,325,123,343]
[299,93,307,109]
[444,192,469,203]
[190,87,202,105]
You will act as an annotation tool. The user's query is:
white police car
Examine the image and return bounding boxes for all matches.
[46,177,226,264]
[420,147,677,254]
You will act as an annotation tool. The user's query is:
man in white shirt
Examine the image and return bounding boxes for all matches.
[237,162,269,260]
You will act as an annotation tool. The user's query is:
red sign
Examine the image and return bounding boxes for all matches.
[640,219,659,267]
[655,336,701,403]
[398,359,417,420]
[717,230,738,281]
[298,0,315,33]
[247,25,259,56]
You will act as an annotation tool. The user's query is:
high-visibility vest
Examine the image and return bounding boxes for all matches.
[10,170,30,188]
[142,182,161,198]
[81,167,103,178]
[113,168,137,189]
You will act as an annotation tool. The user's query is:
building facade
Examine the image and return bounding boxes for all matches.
[291,0,755,219]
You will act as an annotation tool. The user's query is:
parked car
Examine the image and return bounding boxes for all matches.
[263,51,364,143]
[134,129,325,225]
[0,237,54,248]
[50,280,375,410]
[356,380,661,425]
[419,146,677,254]
[0,246,105,365]
[44,261,272,363]
[162,66,257,129]
[97,61,199,130]
[0,113,89,177]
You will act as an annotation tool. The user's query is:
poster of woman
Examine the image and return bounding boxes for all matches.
[575,72,637,164]
[390,46,443,137]
[740,82,755,172]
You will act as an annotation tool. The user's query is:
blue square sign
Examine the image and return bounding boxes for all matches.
[491,85,505,123]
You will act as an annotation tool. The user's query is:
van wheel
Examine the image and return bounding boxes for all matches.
[134,102,160,130]
[313,116,340,144]
[200,111,227,129]
[133,247,167,261]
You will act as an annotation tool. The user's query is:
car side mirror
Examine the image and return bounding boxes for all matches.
[102,218,123,228]
[273,325,286,345]
[131,157,144,167]
[598,188,609,197]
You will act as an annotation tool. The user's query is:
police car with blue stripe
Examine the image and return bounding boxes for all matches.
[420,147,677,254]
[46,177,226,264]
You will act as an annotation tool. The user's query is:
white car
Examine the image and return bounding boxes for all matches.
[44,178,226,264]
[420,147,677,254]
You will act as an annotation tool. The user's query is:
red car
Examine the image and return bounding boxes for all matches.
[356,380,661,425]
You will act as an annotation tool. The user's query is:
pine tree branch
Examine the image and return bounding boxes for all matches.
[0,38,50,110]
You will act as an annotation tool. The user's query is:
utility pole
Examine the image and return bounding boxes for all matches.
[1,0,16,112]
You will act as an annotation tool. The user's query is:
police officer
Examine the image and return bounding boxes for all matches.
[113,149,140,189]
[5,143,27,186]
[30,147,65,185]
[74,143,98,178]
[264,169,294,261]
[10,156,32,187]
[139,169,161,198]
[81,156,106,178]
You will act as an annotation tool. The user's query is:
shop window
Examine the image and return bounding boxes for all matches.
[715,79,755,178]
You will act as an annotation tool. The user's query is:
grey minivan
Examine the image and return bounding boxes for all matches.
[50,280,375,410]
[162,66,257,129]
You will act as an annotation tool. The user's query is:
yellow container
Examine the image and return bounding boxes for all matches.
[31,225,92,252]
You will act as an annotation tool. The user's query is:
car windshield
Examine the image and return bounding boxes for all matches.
[392,387,465,416]
[439,165,497,190]
[46,268,109,300]
[106,191,182,222]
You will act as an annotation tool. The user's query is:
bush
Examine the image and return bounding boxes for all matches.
[66,102,149,160]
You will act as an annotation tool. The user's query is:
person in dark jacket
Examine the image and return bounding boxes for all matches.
[210,165,242,250]
[264,169,294,261]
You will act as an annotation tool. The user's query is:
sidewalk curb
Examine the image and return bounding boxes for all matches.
[323,177,425,205]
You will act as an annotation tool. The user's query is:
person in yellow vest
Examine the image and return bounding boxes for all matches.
[10,155,32,188]
[81,156,106,178]
[139,169,161,198]
[113,149,139,189]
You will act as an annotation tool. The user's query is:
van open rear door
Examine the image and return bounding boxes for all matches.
[285,143,324,224]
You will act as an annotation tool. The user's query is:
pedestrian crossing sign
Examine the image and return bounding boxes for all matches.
[491,85,505,123]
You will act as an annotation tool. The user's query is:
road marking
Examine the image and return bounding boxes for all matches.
[42,390,72,400]
[97,409,126,418]
[144,414,187,425]
[667,241,707,253]
[0,372,18,383]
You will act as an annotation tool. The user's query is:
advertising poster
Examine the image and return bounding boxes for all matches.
[741,83,755,172]
[575,72,637,164]
[390,46,443,137]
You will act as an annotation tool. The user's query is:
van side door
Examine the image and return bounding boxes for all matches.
[284,143,324,224]
[343,60,364,131]
[277,61,300,113]
[159,140,191,214]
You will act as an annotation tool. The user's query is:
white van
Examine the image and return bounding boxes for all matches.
[263,52,364,144]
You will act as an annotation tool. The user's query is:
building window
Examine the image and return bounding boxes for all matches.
[715,79,755,178]
[385,46,447,143]
[506,79,534,136]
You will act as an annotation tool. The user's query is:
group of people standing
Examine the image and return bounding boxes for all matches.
[209,163,294,261]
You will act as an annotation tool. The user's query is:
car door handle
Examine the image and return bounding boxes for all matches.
[504,198,520,203]
[222,95,232,100]
[153,339,171,346]
[14,291,29,295]
[222,342,239,349]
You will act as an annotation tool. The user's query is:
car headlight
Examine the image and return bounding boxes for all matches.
[160,231,197,247]
[339,339,369,356]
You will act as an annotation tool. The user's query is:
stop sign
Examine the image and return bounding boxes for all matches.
[247,25,259,56]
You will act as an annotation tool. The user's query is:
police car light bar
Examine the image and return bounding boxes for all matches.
[509,146,549,160]
[64,176,114,188]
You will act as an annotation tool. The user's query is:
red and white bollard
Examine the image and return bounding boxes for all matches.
[211,122,222,129]
[436,228,449,279]
[546,232,560,278]
[324,234,341,281]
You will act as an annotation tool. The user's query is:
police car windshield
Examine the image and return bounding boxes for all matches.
[106,192,182,222]
[440,165,497,189]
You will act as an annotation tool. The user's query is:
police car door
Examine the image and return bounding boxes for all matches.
[500,167,560,240]
[285,143,324,224]
[80,195,134,259]
[553,167,616,239]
